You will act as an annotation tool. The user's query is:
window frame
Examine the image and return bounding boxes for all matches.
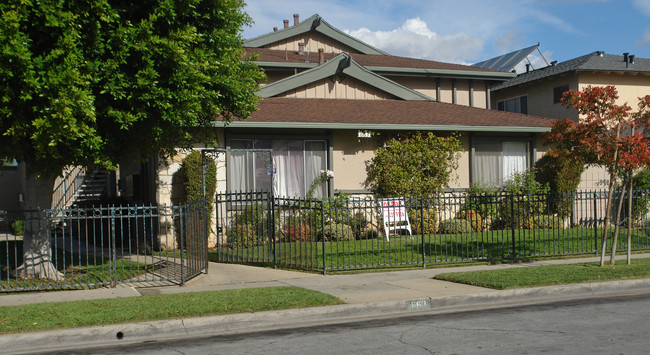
[470,135,536,187]
[553,84,570,104]
[226,136,330,197]
[496,95,528,115]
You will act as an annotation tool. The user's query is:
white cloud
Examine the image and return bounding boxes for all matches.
[633,0,650,16]
[496,29,525,51]
[346,18,483,63]
[638,28,650,46]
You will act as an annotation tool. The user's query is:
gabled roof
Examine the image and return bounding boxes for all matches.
[246,48,514,81]
[472,44,539,72]
[244,14,389,55]
[492,52,650,91]
[257,53,434,101]
[224,98,557,133]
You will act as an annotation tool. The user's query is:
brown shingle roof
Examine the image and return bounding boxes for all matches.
[235,98,557,130]
[245,48,505,73]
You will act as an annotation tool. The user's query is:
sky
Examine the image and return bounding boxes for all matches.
[241,0,650,73]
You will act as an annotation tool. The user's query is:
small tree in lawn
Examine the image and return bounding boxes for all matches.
[0,0,265,280]
[364,132,462,197]
[545,86,650,266]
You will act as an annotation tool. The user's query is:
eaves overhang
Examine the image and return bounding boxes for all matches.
[215,121,551,133]
[368,67,516,81]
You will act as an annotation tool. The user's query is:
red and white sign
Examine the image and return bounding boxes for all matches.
[379,198,412,241]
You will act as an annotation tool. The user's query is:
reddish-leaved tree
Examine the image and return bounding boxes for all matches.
[545,86,650,266]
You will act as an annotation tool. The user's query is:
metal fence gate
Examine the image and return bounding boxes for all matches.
[1,200,208,292]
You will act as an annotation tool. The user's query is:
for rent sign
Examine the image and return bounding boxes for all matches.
[379,198,412,241]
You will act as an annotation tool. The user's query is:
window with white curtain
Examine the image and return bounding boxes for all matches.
[227,139,328,198]
[472,140,529,186]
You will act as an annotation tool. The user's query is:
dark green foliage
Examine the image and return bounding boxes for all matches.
[364,132,462,197]
[463,184,500,222]
[0,0,265,175]
[10,220,24,236]
[438,218,473,234]
[178,151,216,213]
[535,148,585,218]
[499,169,549,229]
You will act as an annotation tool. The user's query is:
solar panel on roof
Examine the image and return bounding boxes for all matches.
[472,44,539,72]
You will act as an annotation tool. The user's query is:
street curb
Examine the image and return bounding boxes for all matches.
[4,278,650,354]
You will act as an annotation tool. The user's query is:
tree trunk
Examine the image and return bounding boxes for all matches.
[12,170,63,281]
[610,182,628,265]
[627,177,633,266]
[600,170,617,266]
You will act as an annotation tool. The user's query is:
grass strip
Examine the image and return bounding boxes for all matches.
[435,258,650,290]
[0,286,343,334]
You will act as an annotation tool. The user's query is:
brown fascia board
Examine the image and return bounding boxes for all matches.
[221,98,557,132]
[245,48,514,81]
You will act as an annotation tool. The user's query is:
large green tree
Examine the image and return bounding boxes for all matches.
[364,132,462,197]
[0,0,265,279]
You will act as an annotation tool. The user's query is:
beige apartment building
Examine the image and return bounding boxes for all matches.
[154,14,559,208]
[490,51,650,189]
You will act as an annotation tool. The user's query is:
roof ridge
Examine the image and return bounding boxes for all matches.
[244,14,389,55]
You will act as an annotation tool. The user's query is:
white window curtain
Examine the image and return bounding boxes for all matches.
[473,141,529,186]
[473,142,502,186]
[227,139,327,197]
[227,140,254,192]
[305,141,327,198]
[502,142,528,181]
[272,141,305,198]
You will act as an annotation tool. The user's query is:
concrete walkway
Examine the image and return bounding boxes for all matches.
[2,253,650,353]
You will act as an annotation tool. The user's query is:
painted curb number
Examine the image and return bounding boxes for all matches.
[406,299,431,310]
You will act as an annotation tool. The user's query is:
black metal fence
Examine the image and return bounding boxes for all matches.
[213,190,650,272]
[0,200,208,292]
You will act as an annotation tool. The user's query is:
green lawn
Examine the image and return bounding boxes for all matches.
[1,240,155,290]
[211,226,650,270]
[435,257,650,289]
[0,287,343,334]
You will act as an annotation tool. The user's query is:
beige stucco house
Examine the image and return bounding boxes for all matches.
[155,13,559,210]
[490,51,650,189]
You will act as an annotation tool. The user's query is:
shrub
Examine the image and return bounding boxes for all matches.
[364,132,462,197]
[178,151,216,212]
[227,223,265,248]
[438,218,473,234]
[535,148,584,218]
[408,208,437,234]
[10,220,24,236]
[499,168,549,229]
[463,184,500,223]
[232,204,270,233]
[350,212,370,239]
[282,223,311,242]
[322,223,354,242]
[632,168,650,222]
[533,215,563,229]
[364,228,380,239]
[456,210,484,232]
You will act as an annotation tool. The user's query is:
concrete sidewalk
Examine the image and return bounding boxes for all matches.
[3,254,650,353]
